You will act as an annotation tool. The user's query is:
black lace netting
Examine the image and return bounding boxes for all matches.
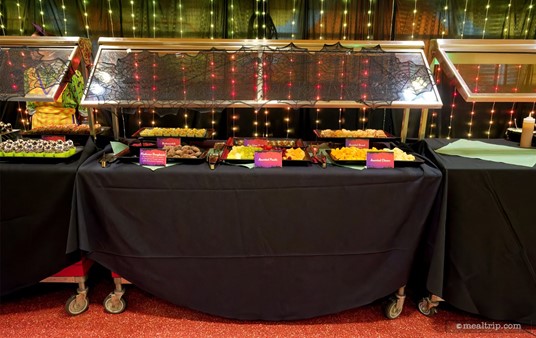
[0,47,69,101]
[85,43,434,108]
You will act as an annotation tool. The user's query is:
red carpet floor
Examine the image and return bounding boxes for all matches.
[1,265,535,338]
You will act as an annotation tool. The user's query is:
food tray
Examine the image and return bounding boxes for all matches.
[226,137,305,148]
[0,146,83,163]
[325,149,425,167]
[314,129,397,140]
[118,150,208,164]
[220,147,312,166]
[132,127,210,139]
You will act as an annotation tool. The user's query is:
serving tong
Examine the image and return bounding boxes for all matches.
[310,146,327,169]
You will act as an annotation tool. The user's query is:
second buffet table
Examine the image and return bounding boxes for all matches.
[422,138,536,324]
[75,150,441,320]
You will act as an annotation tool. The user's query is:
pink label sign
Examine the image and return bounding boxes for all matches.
[42,135,66,142]
[345,138,370,148]
[366,151,394,168]
[140,148,167,166]
[244,138,268,147]
[157,137,181,148]
[254,150,282,168]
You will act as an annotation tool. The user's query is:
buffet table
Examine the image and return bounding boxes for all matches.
[0,140,95,296]
[422,138,536,324]
[75,149,441,320]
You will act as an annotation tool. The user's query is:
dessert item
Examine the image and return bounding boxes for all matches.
[0,139,75,157]
[319,129,387,138]
[0,121,13,133]
[163,145,203,159]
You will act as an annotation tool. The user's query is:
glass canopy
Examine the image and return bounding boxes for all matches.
[0,37,89,102]
[431,39,536,102]
[82,38,442,110]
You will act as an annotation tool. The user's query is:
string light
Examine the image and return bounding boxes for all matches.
[254,109,259,137]
[211,109,216,137]
[152,0,157,38]
[151,109,155,126]
[38,0,46,33]
[361,108,367,129]
[230,0,235,38]
[138,109,142,127]
[254,0,259,39]
[82,0,90,38]
[60,1,67,35]
[342,0,349,40]
[130,0,136,37]
[291,0,297,39]
[461,0,469,38]
[441,1,448,38]
[179,0,183,38]
[285,107,291,138]
[107,0,115,37]
[504,0,513,37]
[447,89,457,139]
[264,109,269,137]
[210,0,214,39]
[486,64,502,138]
[152,54,157,102]
[508,64,523,127]
[184,109,188,128]
[524,0,534,39]
[287,55,294,100]
[482,0,491,38]
[16,2,23,35]
[467,102,476,137]
[262,0,267,40]
[134,52,141,102]
[315,108,321,131]
[316,57,322,101]
[319,0,325,39]
[0,9,5,35]
[338,108,343,129]
[367,0,373,39]
[232,108,237,137]
[410,0,417,39]
[429,111,437,138]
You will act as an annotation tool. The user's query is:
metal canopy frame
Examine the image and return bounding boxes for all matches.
[82,38,443,141]
[430,39,536,103]
[0,36,88,103]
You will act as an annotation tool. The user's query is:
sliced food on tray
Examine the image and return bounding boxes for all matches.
[329,147,415,161]
[318,128,388,138]
[139,127,207,138]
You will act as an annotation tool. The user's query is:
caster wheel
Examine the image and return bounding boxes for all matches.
[383,299,402,319]
[418,297,438,317]
[65,294,89,315]
[103,294,127,314]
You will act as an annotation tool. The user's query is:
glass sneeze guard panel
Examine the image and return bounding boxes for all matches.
[82,38,442,110]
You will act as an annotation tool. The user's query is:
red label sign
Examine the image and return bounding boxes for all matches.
[140,149,167,166]
[366,151,394,168]
[345,138,370,148]
[244,138,269,147]
[254,150,282,168]
[157,137,181,148]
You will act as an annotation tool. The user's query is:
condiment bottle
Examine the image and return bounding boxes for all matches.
[520,114,535,148]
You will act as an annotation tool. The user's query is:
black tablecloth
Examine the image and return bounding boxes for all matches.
[421,138,536,324]
[76,151,441,320]
[0,139,96,296]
